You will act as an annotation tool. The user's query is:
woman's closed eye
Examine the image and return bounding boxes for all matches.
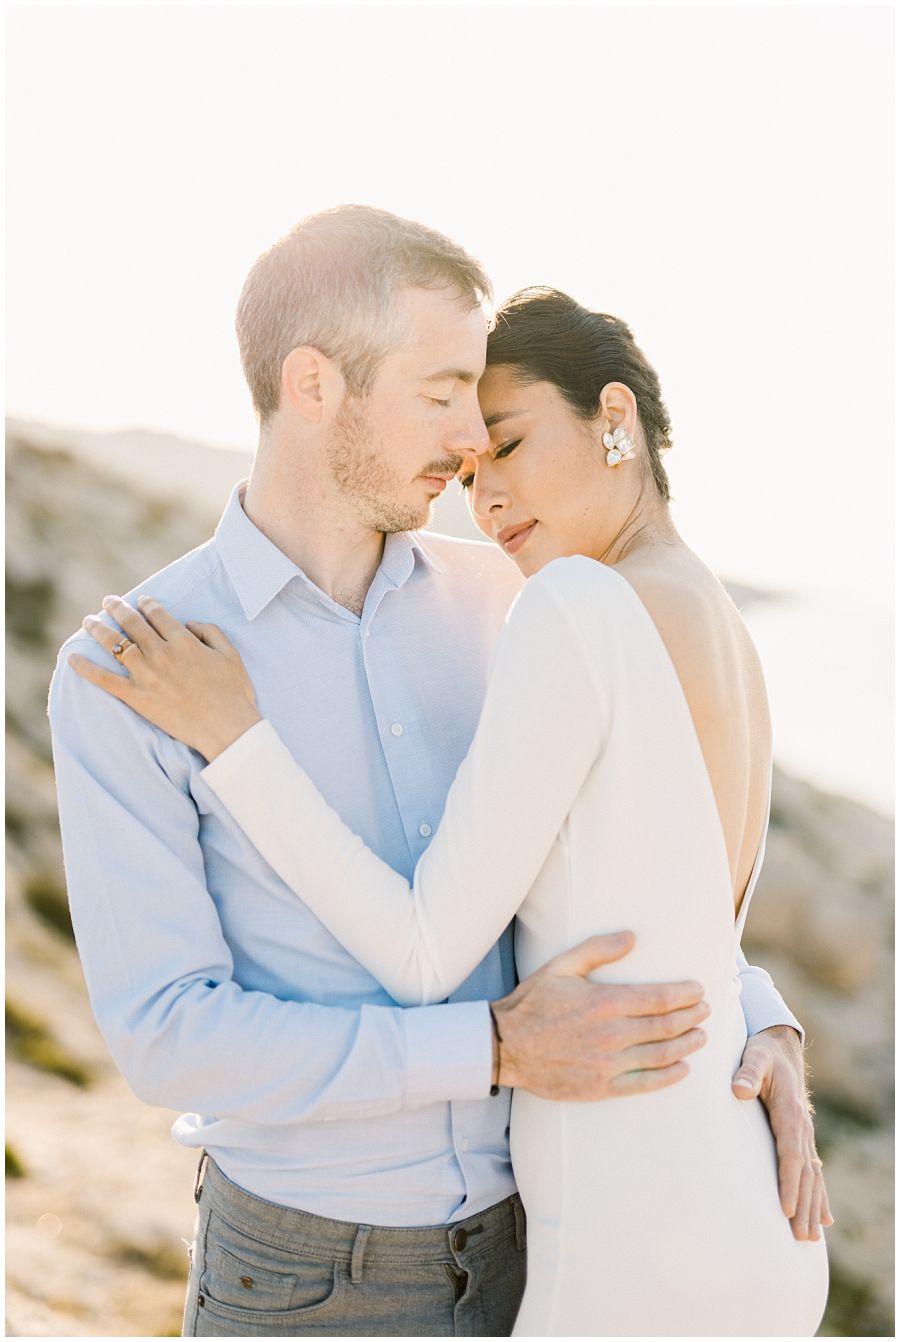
[459,440,522,490]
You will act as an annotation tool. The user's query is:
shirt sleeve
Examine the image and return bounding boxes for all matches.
[203,571,610,1007]
[48,637,495,1121]
[735,948,804,1041]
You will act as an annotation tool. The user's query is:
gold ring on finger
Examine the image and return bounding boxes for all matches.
[112,639,134,660]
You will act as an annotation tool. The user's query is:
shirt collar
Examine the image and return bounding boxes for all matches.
[214,483,444,621]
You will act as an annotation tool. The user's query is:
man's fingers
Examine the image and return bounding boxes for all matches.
[790,1164,815,1241]
[620,1029,707,1073]
[619,979,706,1017]
[622,1001,711,1046]
[818,1172,834,1227]
[68,653,132,701]
[731,1065,762,1098]
[101,595,161,652]
[548,931,636,977]
[776,1144,804,1219]
[608,1060,690,1097]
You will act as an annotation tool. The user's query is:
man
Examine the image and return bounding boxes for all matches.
[49,206,825,1338]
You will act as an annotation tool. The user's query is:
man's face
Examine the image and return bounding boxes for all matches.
[326,286,490,532]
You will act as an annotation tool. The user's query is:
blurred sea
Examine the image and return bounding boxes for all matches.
[742,589,893,819]
[430,484,894,820]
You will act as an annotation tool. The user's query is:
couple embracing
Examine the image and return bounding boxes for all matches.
[50,205,829,1337]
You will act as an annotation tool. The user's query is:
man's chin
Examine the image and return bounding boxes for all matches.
[364,500,432,535]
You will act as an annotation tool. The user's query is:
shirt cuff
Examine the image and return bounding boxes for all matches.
[403,1000,494,1106]
[739,969,805,1043]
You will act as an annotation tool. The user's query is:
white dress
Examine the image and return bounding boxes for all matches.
[201,555,829,1337]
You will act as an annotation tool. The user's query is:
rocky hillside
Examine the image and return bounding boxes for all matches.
[5,421,894,1337]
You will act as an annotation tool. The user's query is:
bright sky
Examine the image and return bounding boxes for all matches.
[6,4,894,605]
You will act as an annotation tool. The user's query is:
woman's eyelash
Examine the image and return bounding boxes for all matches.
[459,440,522,490]
[495,439,521,459]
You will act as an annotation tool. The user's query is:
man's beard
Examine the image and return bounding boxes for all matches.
[327,395,450,534]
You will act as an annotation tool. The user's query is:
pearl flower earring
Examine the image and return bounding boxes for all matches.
[603,425,636,467]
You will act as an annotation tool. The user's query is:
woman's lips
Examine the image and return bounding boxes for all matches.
[500,522,537,555]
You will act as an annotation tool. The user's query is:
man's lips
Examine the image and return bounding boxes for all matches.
[497,521,537,554]
[420,473,455,493]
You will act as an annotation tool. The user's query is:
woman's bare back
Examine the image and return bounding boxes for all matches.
[615,543,771,916]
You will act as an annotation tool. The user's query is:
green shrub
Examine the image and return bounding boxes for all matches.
[5,1143,26,1179]
[24,870,74,940]
[5,997,91,1087]
[5,573,56,648]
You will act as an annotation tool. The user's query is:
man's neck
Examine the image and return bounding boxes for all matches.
[242,468,387,613]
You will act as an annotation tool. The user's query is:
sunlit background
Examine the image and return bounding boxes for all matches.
[6,3,893,815]
[5,7,895,1337]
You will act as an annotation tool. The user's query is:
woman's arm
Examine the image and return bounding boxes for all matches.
[200,566,608,1004]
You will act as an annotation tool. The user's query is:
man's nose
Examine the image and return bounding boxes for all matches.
[451,404,490,456]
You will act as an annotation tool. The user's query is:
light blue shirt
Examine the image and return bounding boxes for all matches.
[48,484,800,1226]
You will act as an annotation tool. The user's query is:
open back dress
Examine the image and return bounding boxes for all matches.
[201,555,829,1336]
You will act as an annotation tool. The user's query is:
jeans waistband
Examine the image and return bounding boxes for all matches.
[195,1153,526,1265]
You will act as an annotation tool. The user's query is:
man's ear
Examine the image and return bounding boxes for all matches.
[280,346,345,424]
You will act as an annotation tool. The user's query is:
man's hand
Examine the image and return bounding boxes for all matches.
[732,1024,834,1241]
[491,932,709,1101]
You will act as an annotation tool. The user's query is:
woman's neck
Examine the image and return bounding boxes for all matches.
[599,491,680,567]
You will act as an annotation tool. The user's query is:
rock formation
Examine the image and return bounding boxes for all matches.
[5,423,893,1336]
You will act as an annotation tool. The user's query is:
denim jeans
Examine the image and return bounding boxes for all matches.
[183,1154,527,1337]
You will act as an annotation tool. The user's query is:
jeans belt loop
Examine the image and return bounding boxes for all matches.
[350,1225,372,1284]
[512,1195,527,1251]
[193,1151,209,1205]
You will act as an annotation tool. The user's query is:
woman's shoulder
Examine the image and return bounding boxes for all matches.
[522,554,630,607]
[512,555,653,637]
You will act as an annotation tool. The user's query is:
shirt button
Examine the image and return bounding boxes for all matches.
[418,823,432,837]
[390,723,404,737]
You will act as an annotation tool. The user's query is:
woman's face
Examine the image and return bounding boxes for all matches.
[462,364,633,576]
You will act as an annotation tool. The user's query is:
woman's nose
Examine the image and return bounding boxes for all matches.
[470,473,508,521]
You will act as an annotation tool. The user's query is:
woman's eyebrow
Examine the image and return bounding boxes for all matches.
[484,410,527,429]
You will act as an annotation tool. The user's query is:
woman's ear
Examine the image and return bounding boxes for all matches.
[598,382,639,437]
[280,346,346,424]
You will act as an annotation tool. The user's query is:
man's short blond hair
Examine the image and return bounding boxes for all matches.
[236,205,493,422]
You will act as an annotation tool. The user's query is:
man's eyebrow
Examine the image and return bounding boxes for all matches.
[421,368,479,385]
[484,410,527,429]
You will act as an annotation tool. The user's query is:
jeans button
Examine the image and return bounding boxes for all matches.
[452,1227,468,1252]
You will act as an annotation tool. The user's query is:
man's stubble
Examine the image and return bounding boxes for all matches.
[327,395,461,535]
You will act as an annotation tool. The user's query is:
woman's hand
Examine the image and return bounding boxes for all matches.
[68,595,262,761]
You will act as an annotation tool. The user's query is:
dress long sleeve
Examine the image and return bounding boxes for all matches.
[49,641,496,1120]
[203,565,609,1006]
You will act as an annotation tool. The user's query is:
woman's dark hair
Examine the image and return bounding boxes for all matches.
[485,287,673,503]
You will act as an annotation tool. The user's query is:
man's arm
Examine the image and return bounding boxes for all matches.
[49,641,495,1122]
[51,633,711,1124]
[732,950,831,1242]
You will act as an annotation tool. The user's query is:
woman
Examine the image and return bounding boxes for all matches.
[72,288,829,1335]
